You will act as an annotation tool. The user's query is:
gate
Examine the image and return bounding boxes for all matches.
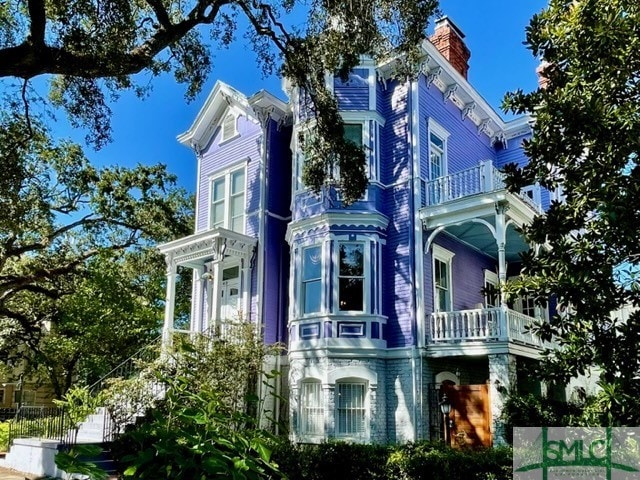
[429,383,492,448]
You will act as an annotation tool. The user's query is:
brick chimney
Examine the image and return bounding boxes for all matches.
[429,17,471,79]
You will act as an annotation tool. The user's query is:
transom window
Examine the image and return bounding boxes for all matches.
[210,167,246,233]
[338,242,365,312]
[302,246,322,314]
[300,381,324,435]
[432,245,454,312]
[336,382,366,437]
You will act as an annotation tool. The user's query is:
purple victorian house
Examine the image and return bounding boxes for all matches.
[159,18,560,447]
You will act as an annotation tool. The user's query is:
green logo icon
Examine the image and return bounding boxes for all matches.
[514,427,640,480]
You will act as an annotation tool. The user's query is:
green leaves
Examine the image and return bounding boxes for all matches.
[503,0,640,424]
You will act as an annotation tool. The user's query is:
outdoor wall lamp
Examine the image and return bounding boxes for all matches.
[439,393,452,445]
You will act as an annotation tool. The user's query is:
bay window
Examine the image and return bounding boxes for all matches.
[300,380,324,435]
[302,246,322,314]
[338,242,365,312]
[336,381,366,437]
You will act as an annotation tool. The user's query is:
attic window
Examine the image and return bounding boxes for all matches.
[221,114,237,142]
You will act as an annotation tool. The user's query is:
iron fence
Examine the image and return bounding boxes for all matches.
[0,408,17,421]
[8,406,75,446]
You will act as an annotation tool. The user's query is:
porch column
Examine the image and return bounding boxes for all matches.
[191,266,204,333]
[211,262,221,331]
[494,202,508,306]
[162,253,177,347]
[488,353,517,446]
[241,258,251,321]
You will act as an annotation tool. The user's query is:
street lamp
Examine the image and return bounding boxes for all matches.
[439,393,452,445]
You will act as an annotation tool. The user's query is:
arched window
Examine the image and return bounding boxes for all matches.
[300,380,323,435]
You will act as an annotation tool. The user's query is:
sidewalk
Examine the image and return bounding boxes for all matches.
[0,466,34,480]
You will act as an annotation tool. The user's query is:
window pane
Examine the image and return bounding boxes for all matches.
[339,244,364,276]
[301,382,323,435]
[231,170,245,194]
[430,133,444,149]
[337,383,365,435]
[303,247,322,281]
[344,124,363,147]
[212,203,225,228]
[339,278,363,311]
[304,279,321,314]
[213,178,225,201]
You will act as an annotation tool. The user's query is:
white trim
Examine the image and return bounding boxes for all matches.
[208,163,248,233]
[435,371,459,385]
[431,244,454,312]
[328,366,377,385]
[286,212,389,244]
[427,119,449,181]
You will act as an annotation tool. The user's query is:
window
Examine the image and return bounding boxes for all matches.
[300,381,324,435]
[210,167,246,233]
[14,390,35,406]
[484,270,499,308]
[336,381,366,437]
[338,242,365,312]
[302,246,322,314]
[221,113,237,142]
[343,123,363,148]
[432,245,454,312]
[429,132,445,180]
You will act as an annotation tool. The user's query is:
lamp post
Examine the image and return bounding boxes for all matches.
[16,374,24,412]
[439,393,452,445]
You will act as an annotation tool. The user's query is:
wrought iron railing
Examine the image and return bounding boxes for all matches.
[8,406,75,446]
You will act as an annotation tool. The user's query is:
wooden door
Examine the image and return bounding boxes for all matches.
[443,384,492,448]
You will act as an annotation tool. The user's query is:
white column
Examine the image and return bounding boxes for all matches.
[211,262,221,332]
[162,254,177,347]
[241,258,251,322]
[192,266,204,333]
[494,203,508,307]
[489,353,517,446]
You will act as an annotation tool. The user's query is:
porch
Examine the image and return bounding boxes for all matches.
[426,307,552,354]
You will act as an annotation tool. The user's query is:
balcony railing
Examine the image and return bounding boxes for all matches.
[427,307,550,349]
[419,161,542,212]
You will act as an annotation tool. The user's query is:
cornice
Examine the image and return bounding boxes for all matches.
[285,211,390,244]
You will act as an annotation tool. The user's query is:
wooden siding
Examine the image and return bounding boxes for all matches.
[335,68,370,111]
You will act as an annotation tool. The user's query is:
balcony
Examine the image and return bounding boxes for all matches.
[419,161,542,213]
[426,307,553,356]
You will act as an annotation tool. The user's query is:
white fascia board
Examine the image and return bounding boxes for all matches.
[248,90,292,124]
[176,81,252,149]
[285,212,390,243]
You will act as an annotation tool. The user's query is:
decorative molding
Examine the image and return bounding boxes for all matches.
[253,105,274,128]
[461,102,476,121]
[443,84,458,103]
[492,132,508,149]
[426,66,442,88]
[477,118,491,136]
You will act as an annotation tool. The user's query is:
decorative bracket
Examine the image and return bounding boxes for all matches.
[462,102,476,121]
[425,67,442,88]
[443,84,458,103]
[478,119,491,136]
[492,132,508,149]
[253,105,274,128]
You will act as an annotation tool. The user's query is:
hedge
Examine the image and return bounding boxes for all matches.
[272,441,513,480]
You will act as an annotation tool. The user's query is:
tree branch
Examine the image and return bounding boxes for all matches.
[27,0,46,47]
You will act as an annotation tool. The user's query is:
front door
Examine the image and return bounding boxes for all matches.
[220,266,240,321]
[444,384,492,448]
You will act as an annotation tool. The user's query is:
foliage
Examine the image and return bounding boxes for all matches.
[54,444,109,480]
[502,0,640,424]
[53,385,105,429]
[104,324,283,478]
[0,421,9,452]
[272,441,513,480]
[0,0,440,203]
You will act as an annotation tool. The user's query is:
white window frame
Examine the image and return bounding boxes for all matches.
[428,119,450,181]
[432,244,454,312]
[333,238,372,314]
[300,244,324,316]
[299,380,324,436]
[220,112,239,143]
[521,184,542,208]
[335,379,368,439]
[484,270,499,308]
[208,165,247,233]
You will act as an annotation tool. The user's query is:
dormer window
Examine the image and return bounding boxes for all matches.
[221,113,237,142]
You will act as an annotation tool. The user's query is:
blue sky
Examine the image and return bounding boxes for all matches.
[50,0,548,194]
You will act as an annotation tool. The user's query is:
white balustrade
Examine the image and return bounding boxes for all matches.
[427,307,547,349]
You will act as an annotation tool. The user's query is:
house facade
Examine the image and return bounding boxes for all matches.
[160,18,558,446]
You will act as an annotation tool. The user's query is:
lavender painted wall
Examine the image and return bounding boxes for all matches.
[335,68,369,111]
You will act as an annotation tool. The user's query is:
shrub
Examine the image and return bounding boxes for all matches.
[272,441,512,480]
[0,421,9,452]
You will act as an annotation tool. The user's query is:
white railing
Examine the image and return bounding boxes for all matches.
[427,307,549,349]
[420,161,542,212]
